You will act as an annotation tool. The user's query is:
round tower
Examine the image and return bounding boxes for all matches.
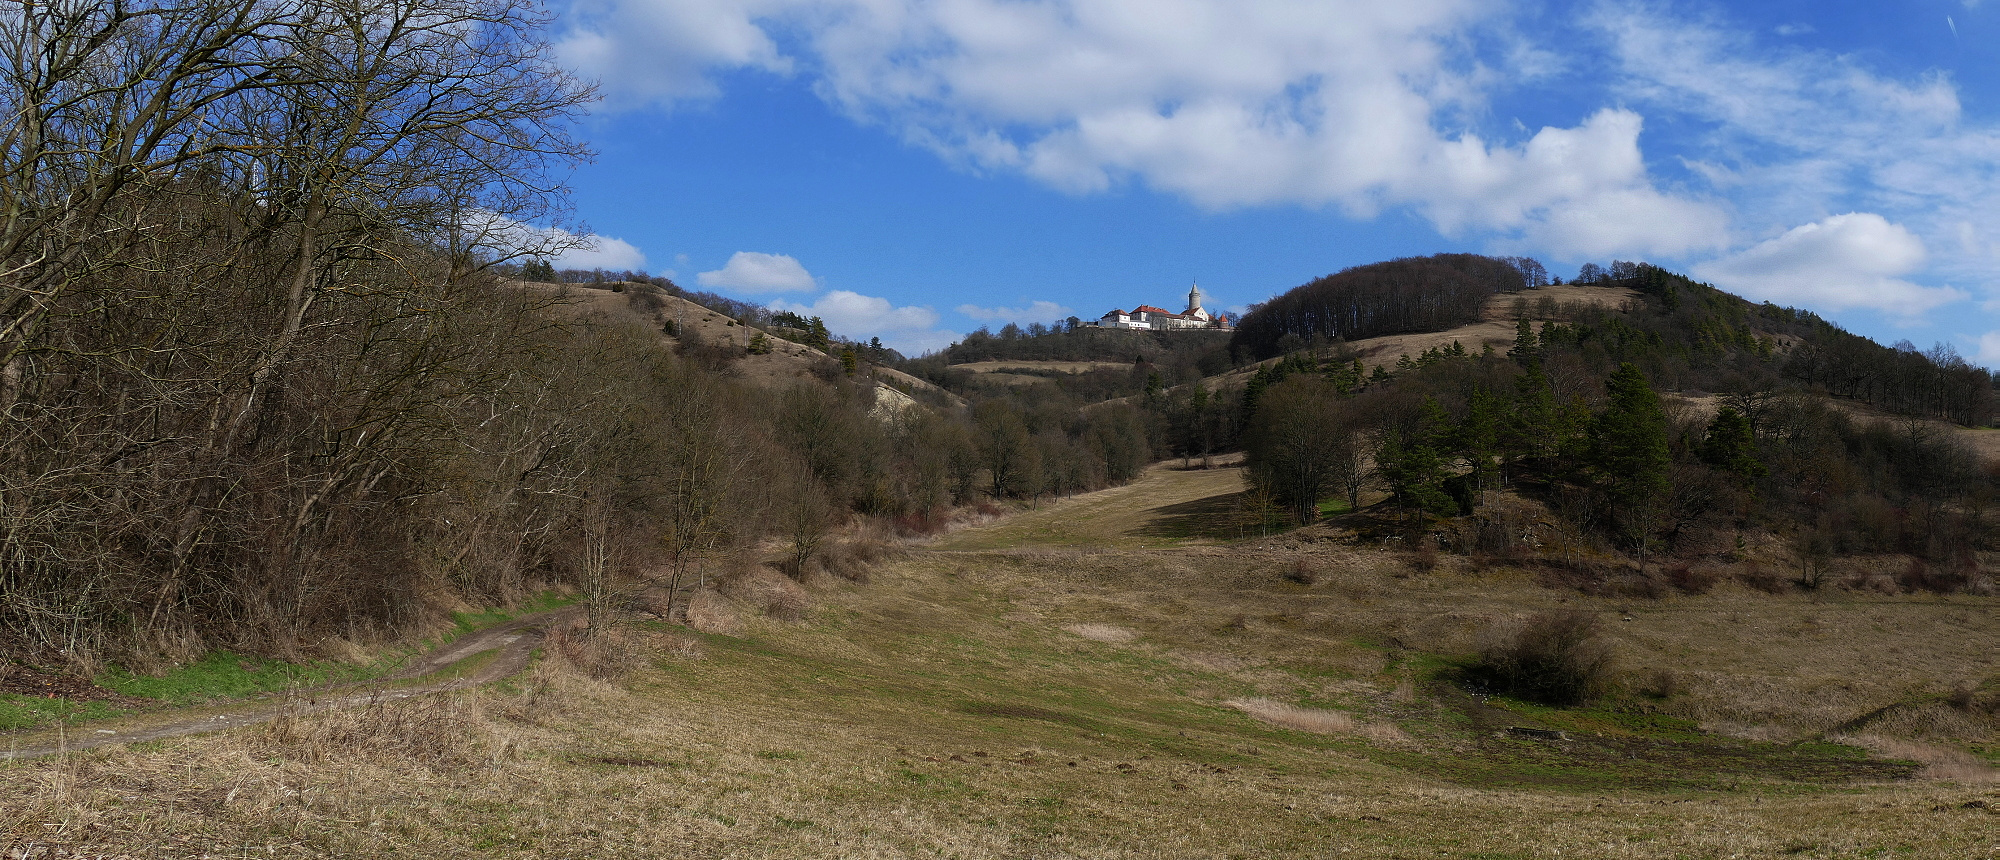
[1186,281,1204,315]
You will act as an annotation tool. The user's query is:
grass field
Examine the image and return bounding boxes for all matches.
[3,463,1997,858]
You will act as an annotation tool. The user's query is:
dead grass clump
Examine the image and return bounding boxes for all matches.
[1063,623,1137,644]
[1225,698,1406,743]
[1736,562,1791,594]
[1836,734,2000,783]
[1474,610,1614,706]
[718,565,811,621]
[817,537,899,583]
[544,620,647,680]
[684,588,745,636]
[255,694,487,769]
[891,508,951,537]
[1665,563,1720,595]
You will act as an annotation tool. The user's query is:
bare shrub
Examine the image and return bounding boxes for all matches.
[1283,558,1320,585]
[1736,562,1790,594]
[1638,668,1680,699]
[1410,537,1440,572]
[1665,563,1719,595]
[1475,611,1614,706]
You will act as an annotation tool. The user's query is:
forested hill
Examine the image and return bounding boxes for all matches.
[1229,253,1540,359]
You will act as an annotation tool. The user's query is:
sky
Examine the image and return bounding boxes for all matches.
[535,0,2000,363]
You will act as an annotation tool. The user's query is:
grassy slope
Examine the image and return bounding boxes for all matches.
[4,464,1997,858]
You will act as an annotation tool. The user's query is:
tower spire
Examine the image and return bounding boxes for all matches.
[1187,280,1203,314]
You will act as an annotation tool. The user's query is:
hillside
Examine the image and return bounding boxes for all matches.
[519,280,961,407]
[6,461,1994,857]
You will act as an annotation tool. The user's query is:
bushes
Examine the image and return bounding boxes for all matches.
[1474,611,1614,706]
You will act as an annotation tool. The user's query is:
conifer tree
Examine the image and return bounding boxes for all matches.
[1589,363,1671,548]
[1699,406,1766,483]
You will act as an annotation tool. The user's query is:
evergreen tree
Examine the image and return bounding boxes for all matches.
[1507,318,1540,365]
[1378,397,1457,520]
[1458,386,1501,492]
[1699,406,1766,483]
[1589,363,1671,547]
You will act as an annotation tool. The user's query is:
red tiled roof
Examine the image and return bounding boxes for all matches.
[1133,305,1173,314]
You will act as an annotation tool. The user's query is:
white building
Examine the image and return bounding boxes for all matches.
[1091,282,1230,330]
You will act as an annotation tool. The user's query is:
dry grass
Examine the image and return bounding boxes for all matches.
[5,463,1999,858]
[1225,697,1407,743]
[1062,623,1138,644]
[930,460,1248,550]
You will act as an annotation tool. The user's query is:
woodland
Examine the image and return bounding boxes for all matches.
[2,0,1995,688]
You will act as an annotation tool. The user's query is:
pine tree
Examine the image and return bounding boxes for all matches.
[1507,318,1540,365]
[1589,363,1671,546]
[1379,397,1457,520]
[1699,406,1765,483]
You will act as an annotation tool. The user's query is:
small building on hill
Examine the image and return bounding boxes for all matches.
[1090,283,1231,330]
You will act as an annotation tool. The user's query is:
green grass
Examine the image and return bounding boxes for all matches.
[444,591,576,641]
[95,651,387,706]
[0,694,129,731]
[86,591,576,709]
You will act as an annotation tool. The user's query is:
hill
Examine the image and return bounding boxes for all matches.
[518,280,961,409]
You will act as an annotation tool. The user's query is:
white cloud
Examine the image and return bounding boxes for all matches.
[555,0,793,108]
[955,300,1073,324]
[457,210,648,271]
[696,251,818,292]
[1979,332,2000,366]
[770,290,959,354]
[559,0,1724,258]
[1693,213,1964,316]
[552,234,649,271]
[1594,6,2000,303]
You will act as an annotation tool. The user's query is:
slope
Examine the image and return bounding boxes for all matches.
[6,461,1994,858]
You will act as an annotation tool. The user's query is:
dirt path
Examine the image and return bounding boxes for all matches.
[0,606,580,762]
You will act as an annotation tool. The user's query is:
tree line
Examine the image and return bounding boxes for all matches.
[1228,254,1534,360]
[0,0,1157,670]
[1236,269,1996,583]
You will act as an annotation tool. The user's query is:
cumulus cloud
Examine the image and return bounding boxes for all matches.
[955,300,1073,324]
[696,251,818,292]
[555,0,793,108]
[1979,332,2000,366]
[457,211,648,270]
[770,290,959,354]
[1594,6,2000,294]
[551,234,649,271]
[557,0,1724,258]
[1693,213,1964,316]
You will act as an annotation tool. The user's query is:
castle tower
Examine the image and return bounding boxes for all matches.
[1185,281,1209,323]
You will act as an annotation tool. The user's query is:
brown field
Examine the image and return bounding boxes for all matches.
[4,460,1997,858]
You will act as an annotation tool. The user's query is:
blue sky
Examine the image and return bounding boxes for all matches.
[538,0,2000,363]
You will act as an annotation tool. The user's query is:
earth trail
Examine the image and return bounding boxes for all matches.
[0,606,580,761]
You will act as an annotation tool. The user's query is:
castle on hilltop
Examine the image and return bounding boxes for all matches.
[1088,282,1231,331]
